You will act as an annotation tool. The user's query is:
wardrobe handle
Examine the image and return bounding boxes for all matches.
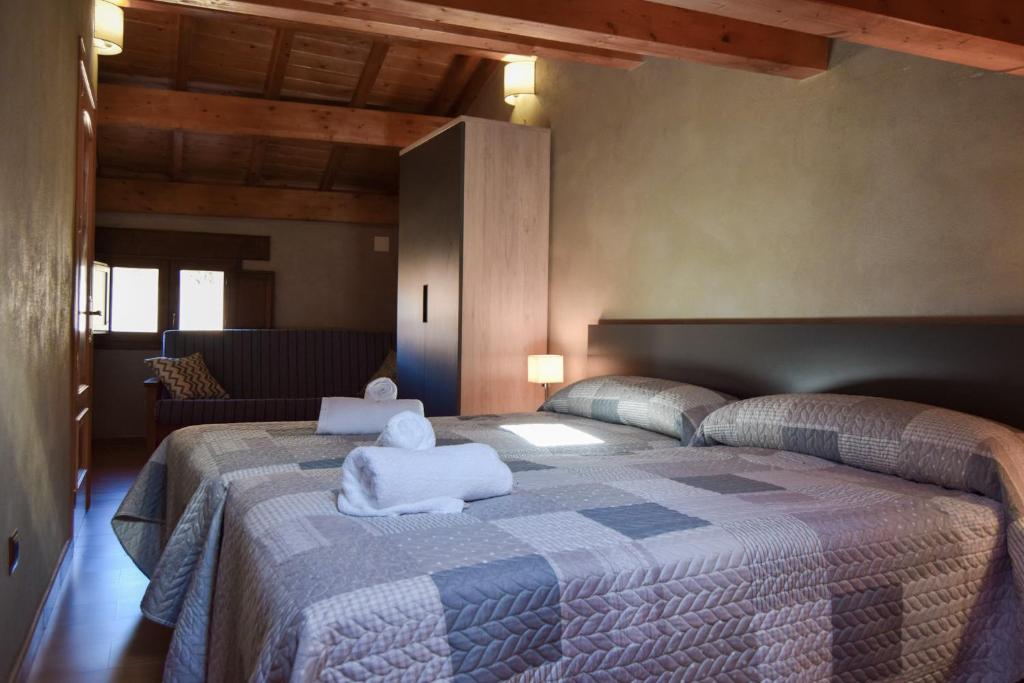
[422,284,428,323]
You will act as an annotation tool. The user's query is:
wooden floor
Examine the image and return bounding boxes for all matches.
[27,440,171,683]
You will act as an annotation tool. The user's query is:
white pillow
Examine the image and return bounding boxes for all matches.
[316,397,425,435]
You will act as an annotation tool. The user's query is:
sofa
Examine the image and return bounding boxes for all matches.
[145,329,394,449]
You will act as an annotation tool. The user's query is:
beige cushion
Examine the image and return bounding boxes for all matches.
[146,352,229,400]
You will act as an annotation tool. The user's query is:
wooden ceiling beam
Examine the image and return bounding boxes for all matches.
[168,16,193,181]
[450,58,500,115]
[98,84,449,148]
[319,145,348,192]
[247,28,296,186]
[651,0,1024,76]
[428,54,481,116]
[170,131,185,181]
[173,15,193,90]
[350,41,390,108]
[118,0,645,69]
[97,178,398,224]
[348,0,830,77]
[319,41,388,191]
[263,28,296,98]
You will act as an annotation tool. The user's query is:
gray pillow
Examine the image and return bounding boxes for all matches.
[692,393,1022,502]
[541,375,733,442]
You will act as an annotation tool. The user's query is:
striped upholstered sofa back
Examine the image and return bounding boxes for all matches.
[162,329,394,399]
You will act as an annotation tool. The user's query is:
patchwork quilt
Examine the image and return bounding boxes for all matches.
[186,422,1018,682]
[115,396,1024,682]
[111,414,676,666]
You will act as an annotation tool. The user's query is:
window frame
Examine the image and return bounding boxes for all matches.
[94,255,234,350]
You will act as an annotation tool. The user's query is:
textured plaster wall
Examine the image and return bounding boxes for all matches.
[471,43,1024,385]
[0,0,91,677]
[92,212,398,438]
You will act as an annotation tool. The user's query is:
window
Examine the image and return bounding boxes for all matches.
[94,258,231,348]
[110,266,160,332]
[178,269,225,331]
[94,227,274,349]
[91,261,110,334]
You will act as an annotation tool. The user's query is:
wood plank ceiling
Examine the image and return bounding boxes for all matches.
[97,5,501,223]
[97,0,1023,224]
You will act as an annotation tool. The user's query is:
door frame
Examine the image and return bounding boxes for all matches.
[70,37,97,529]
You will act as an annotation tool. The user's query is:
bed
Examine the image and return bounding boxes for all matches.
[114,410,682,677]
[114,319,1024,682]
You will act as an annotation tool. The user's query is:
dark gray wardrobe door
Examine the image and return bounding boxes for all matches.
[397,123,464,416]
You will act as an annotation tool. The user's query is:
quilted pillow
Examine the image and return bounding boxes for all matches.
[693,393,1024,502]
[541,375,733,441]
[146,352,229,400]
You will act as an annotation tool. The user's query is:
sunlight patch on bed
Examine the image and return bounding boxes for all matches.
[500,424,604,447]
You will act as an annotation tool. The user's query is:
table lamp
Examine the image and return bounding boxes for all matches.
[528,354,563,398]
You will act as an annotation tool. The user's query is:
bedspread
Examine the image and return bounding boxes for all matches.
[195,436,1021,682]
[112,414,676,635]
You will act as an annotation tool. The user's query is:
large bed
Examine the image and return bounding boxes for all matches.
[114,320,1024,682]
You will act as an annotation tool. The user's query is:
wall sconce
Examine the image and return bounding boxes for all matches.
[528,354,563,394]
[503,56,536,105]
[94,0,124,56]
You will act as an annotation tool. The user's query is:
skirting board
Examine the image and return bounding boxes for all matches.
[8,539,72,683]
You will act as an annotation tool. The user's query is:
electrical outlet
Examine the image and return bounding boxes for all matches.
[8,530,19,576]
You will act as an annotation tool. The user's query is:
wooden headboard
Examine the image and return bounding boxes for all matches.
[587,318,1024,429]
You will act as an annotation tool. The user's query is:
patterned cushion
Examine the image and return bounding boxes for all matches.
[693,393,1020,501]
[146,353,230,400]
[540,375,733,441]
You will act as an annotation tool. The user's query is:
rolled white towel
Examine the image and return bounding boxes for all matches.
[316,397,424,435]
[364,377,398,402]
[337,444,513,516]
[375,410,436,450]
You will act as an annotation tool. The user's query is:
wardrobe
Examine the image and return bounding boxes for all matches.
[397,116,550,416]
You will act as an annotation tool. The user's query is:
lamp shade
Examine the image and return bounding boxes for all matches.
[503,57,536,105]
[528,354,563,385]
[94,0,124,56]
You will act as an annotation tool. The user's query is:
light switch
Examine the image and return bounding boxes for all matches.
[373,236,390,253]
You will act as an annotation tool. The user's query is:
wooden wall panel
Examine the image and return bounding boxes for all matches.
[96,226,271,260]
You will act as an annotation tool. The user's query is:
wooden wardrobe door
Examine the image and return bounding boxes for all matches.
[398,123,465,416]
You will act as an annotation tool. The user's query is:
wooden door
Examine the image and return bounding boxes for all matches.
[71,43,97,518]
[397,123,465,416]
[227,270,275,328]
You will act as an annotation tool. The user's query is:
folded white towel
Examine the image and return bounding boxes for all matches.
[364,377,398,402]
[375,410,436,450]
[316,397,425,435]
[337,444,513,516]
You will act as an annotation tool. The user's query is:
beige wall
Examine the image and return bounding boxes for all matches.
[471,43,1024,385]
[0,0,91,677]
[93,212,398,438]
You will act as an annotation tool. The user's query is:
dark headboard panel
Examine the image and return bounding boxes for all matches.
[588,319,1024,429]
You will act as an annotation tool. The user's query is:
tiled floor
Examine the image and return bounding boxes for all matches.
[28,440,171,683]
